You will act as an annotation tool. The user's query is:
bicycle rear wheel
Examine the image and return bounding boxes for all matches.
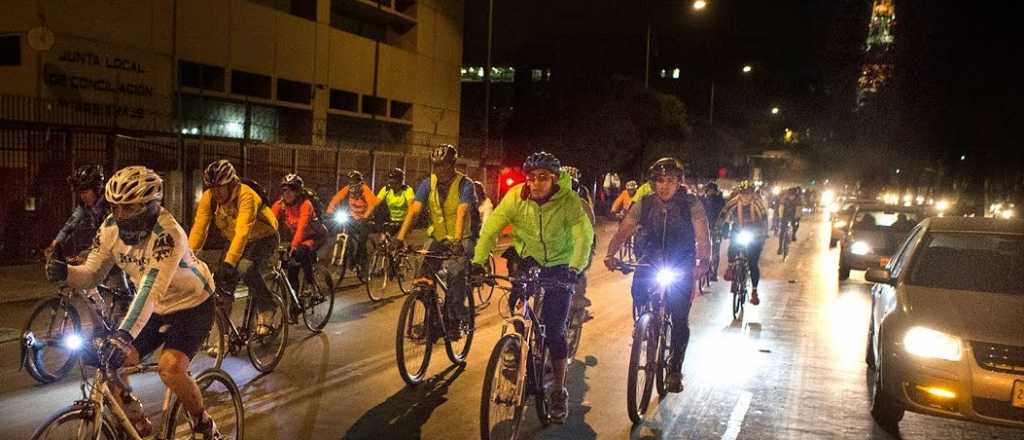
[480,333,526,440]
[444,286,476,365]
[30,403,117,440]
[166,368,245,440]
[23,296,81,384]
[300,268,336,332]
[396,292,433,386]
[627,313,657,424]
[245,292,289,373]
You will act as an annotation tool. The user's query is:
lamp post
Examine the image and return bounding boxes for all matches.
[709,64,754,127]
[645,1,708,88]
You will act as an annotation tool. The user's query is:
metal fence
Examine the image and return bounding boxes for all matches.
[0,119,496,265]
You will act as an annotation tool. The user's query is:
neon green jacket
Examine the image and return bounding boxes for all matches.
[474,171,595,271]
[376,185,415,222]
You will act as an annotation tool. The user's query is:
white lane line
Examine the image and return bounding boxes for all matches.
[721,391,753,440]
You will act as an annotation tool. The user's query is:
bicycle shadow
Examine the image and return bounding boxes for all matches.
[332,296,395,324]
[342,365,465,439]
[532,355,599,439]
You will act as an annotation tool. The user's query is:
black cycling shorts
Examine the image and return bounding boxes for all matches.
[132,296,215,360]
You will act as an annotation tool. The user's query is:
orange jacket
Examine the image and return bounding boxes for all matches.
[326,184,379,221]
[271,199,322,249]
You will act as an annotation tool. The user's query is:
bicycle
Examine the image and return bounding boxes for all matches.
[30,344,244,439]
[395,249,476,386]
[479,266,576,439]
[199,279,289,373]
[474,254,497,309]
[727,230,754,321]
[778,219,791,261]
[328,213,373,301]
[365,223,418,299]
[609,261,681,424]
[22,248,134,384]
[564,275,588,359]
[275,245,336,333]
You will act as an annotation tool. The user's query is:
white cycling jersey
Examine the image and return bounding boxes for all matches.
[67,208,214,337]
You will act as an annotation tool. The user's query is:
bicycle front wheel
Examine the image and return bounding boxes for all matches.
[300,268,336,332]
[396,292,433,386]
[166,368,245,440]
[655,320,672,398]
[30,403,117,440]
[23,296,81,384]
[480,333,526,440]
[444,286,476,365]
[245,292,289,373]
[365,247,388,301]
[627,313,657,425]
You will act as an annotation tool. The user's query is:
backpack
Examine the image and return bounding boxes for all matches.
[240,178,271,209]
[301,187,328,224]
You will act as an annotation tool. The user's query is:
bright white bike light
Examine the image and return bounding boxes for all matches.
[736,230,754,246]
[62,333,84,351]
[655,269,678,287]
[903,327,962,361]
[334,211,350,225]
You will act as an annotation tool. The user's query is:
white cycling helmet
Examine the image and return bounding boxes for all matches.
[203,159,238,187]
[105,166,164,205]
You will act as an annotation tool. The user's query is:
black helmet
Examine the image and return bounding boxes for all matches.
[648,157,684,181]
[68,165,105,191]
[430,144,458,165]
[523,151,561,174]
[347,170,364,183]
[705,181,719,191]
[280,173,304,190]
[387,168,405,182]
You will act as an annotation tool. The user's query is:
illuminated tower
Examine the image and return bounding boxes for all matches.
[856,0,895,108]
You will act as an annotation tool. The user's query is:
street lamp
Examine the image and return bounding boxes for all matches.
[645,1,708,88]
[771,106,780,115]
[693,0,708,10]
[742,65,753,73]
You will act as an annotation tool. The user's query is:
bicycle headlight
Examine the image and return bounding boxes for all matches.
[334,211,350,225]
[62,333,84,351]
[736,230,754,246]
[903,327,962,361]
[655,268,678,287]
[850,240,872,256]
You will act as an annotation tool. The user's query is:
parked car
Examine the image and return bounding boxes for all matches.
[838,204,925,280]
[864,217,1024,432]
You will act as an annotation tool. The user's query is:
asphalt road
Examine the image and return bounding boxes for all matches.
[1,215,1020,439]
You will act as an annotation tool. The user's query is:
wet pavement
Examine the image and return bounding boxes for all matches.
[1,215,1020,439]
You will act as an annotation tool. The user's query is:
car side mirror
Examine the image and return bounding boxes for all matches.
[865,268,895,286]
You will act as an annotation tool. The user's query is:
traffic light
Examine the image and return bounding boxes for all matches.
[498,167,525,199]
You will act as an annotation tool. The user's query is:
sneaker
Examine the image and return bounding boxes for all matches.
[191,413,222,439]
[750,289,760,306]
[122,394,154,437]
[549,388,569,424]
[666,372,685,393]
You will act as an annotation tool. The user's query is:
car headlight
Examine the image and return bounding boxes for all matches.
[850,241,872,256]
[334,211,350,225]
[1000,209,1015,219]
[833,220,847,228]
[736,230,754,246]
[655,268,678,287]
[903,327,962,361]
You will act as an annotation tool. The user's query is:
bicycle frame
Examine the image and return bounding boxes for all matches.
[71,363,176,440]
[489,268,548,407]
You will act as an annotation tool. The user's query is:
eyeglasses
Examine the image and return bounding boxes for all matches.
[525,173,554,183]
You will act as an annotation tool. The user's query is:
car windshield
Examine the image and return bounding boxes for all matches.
[853,210,922,231]
[908,232,1024,295]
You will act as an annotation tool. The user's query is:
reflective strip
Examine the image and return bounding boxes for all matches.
[120,268,158,330]
[180,260,214,295]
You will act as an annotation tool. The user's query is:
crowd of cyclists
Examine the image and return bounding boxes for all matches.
[39,143,816,437]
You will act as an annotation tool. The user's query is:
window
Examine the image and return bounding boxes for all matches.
[852,209,923,230]
[362,95,387,116]
[390,100,411,120]
[180,95,278,142]
[178,61,225,92]
[248,0,317,21]
[231,70,272,99]
[277,78,312,105]
[0,35,19,66]
[907,232,1024,295]
[331,11,386,41]
[330,89,359,112]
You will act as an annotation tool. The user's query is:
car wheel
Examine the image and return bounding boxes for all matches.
[870,349,904,433]
[838,255,851,281]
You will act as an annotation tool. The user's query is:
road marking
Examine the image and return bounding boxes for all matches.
[721,391,752,440]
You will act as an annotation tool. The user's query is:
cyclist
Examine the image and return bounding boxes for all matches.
[777,187,802,254]
[701,182,726,281]
[189,159,279,319]
[473,151,595,424]
[473,180,494,232]
[611,180,640,218]
[271,173,328,293]
[47,165,110,259]
[562,165,597,322]
[604,157,711,393]
[376,168,415,233]
[326,170,380,268]
[394,144,477,334]
[717,181,769,305]
[45,166,220,438]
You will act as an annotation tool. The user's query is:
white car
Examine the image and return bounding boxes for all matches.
[865,217,1024,431]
